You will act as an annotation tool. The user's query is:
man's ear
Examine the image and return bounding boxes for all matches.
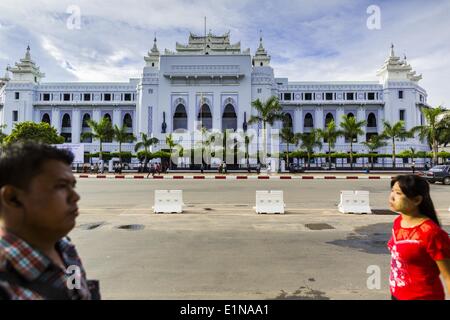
[0,186,23,209]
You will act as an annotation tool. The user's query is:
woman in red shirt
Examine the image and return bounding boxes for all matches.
[388,175,450,300]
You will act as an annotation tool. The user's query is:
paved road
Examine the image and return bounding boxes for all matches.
[70,179,450,300]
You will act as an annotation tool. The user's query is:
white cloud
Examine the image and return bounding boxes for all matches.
[0,0,449,107]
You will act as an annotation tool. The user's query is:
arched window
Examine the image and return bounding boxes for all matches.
[41,113,50,124]
[61,114,72,143]
[123,113,133,128]
[173,104,188,130]
[103,113,112,123]
[81,113,92,143]
[283,113,293,129]
[325,113,334,126]
[82,113,91,128]
[197,104,212,130]
[367,113,377,127]
[347,112,355,119]
[304,113,314,128]
[222,104,237,131]
[62,114,71,128]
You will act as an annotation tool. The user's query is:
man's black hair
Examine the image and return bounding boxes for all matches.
[0,142,74,190]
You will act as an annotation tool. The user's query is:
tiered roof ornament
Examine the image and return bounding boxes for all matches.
[7,46,45,83]
[376,43,422,83]
[253,32,271,67]
[175,30,241,55]
[144,37,160,67]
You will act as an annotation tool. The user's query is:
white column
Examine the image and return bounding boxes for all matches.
[72,109,81,143]
[357,106,366,143]
[377,108,384,135]
[113,108,121,128]
[93,109,101,123]
[336,107,345,146]
[212,93,221,132]
[51,107,61,133]
[294,107,303,133]
[188,93,196,133]
[314,106,324,130]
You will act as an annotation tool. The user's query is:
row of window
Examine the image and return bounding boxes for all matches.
[35,92,136,102]
[280,92,381,101]
[40,112,133,128]
[282,112,378,129]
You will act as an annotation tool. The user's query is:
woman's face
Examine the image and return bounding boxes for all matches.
[389,182,421,214]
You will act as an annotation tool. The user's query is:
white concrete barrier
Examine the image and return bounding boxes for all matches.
[254,190,285,214]
[153,190,184,213]
[338,190,372,214]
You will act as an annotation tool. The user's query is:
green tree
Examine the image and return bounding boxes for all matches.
[362,134,388,169]
[340,115,367,169]
[113,125,136,166]
[134,133,159,169]
[0,124,7,145]
[81,118,114,163]
[298,129,322,169]
[3,121,64,145]
[382,120,412,168]
[248,96,284,166]
[317,120,342,169]
[412,106,448,165]
[280,126,301,169]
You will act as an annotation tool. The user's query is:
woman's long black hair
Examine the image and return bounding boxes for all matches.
[391,175,440,227]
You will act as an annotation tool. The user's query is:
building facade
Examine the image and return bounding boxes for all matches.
[0,31,431,164]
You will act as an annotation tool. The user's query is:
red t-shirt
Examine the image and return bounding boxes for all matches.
[387,215,450,300]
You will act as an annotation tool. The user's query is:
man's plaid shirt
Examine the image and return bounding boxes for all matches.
[0,230,92,300]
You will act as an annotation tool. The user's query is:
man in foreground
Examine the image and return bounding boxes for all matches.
[0,142,100,300]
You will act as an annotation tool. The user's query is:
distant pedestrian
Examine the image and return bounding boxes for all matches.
[200,163,204,174]
[256,162,261,175]
[424,162,430,171]
[388,175,450,300]
[267,163,271,175]
[147,163,155,178]
[412,161,416,174]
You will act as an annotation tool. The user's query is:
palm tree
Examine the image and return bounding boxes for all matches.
[81,117,114,163]
[317,120,342,169]
[411,106,448,166]
[382,120,412,168]
[134,133,159,170]
[280,126,301,169]
[197,127,218,168]
[248,96,284,167]
[298,129,322,169]
[166,133,181,169]
[113,125,136,166]
[340,115,367,169]
[362,134,387,169]
[436,113,450,149]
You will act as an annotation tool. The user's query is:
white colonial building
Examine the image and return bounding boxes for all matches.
[0,31,431,166]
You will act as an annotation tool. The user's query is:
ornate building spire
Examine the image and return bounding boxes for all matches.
[377,44,422,83]
[151,36,159,54]
[7,46,45,83]
[144,35,160,68]
[253,30,271,67]
[390,43,395,57]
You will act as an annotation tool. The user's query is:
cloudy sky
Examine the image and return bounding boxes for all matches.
[0,0,449,108]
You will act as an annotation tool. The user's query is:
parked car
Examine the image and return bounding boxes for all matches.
[289,164,305,173]
[423,165,450,185]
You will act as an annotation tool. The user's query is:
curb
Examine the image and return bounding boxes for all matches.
[76,175,393,180]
